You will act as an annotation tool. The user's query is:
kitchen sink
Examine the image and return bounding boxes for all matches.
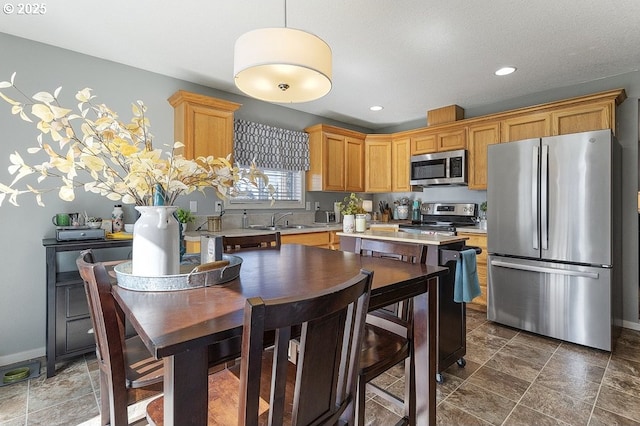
[249,224,315,231]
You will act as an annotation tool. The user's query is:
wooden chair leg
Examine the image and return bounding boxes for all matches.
[356,375,367,426]
[99,370,110,426]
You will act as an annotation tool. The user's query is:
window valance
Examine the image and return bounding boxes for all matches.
[234,119,310,171]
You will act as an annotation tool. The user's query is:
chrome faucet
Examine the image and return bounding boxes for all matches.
[271,212,293,227]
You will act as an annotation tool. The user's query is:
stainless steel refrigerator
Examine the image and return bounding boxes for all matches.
[487,129,621,351]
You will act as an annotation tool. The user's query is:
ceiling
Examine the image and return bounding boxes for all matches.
[2,0,640,130]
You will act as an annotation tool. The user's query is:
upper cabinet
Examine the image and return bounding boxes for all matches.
[168,90,241,161]
[364,135,392,193]
[551,101,613,135]
[500,112,552,142]
[467,122,500,190]
[391,136,411,192]
[410,126,466,155]
[305,124,365,192]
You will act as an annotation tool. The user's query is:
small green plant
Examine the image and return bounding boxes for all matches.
[480,202,487,213]
[339,193,366,215]
[176,207,195,224]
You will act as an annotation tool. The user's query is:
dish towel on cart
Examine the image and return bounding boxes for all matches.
[454,249,481,303]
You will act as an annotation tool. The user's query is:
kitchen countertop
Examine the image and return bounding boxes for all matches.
[336,230,468,246]
[184,223,343,241]
[184,222,486,242]
[454,225,487,234]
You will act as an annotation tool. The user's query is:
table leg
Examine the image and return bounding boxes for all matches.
[163,347,209,426]
[413,276,438,425]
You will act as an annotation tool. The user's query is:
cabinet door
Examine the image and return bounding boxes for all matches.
[344,137,364,192]
[169,91,240,161]
[411,133,437,155]
[501,112,551,142]
[437,128,466,151]
[323,133,346,191]
[551,101,612,135]
[281,232,331,247]
[392,137,411,192]
[365,138,392,192]
[467,122,500,190]
[187,105,235,160]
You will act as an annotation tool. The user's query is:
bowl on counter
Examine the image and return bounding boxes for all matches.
[87,221,102,229]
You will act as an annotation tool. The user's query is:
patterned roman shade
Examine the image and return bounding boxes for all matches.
[234,119,310,171]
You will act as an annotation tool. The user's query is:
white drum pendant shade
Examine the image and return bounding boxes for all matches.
[234,28,332,103]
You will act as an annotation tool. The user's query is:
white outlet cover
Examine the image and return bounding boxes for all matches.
[189,200,197,212]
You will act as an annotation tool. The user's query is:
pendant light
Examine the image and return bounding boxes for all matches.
[233,0,332,103]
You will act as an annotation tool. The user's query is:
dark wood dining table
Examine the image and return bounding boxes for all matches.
[112,244,448,425]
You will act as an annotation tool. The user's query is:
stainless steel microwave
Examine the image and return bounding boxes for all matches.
[409,149,467,186]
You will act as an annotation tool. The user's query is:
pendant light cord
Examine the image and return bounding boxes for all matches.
[284,0,288,28]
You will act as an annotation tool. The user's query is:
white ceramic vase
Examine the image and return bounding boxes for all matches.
[342,214,355,233]
[132,206,180,276]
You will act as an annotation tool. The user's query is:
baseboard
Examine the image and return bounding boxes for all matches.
[0,347,45,368]
[622,320,640,331]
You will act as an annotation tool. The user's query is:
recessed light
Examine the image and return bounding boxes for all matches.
[495,66,516,76]
[370,105,383,111]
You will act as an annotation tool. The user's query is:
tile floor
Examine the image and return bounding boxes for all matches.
[1,307,639,425]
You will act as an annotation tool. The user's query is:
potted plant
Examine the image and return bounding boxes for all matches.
[175,208,195,260]
[479,202,487,229]
[339,193,365,233]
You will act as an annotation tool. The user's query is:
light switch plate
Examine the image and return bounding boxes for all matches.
[189,200,197,213]
[305,202,311,210]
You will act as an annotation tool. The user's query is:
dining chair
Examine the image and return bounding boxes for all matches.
[222,231,282,252]
[146,269,374,426]
[76,250,164,426]
[354,238,427,426]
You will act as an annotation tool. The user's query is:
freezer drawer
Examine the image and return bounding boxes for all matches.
[487,255,612,351]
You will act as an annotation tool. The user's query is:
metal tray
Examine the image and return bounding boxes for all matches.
[114,254,242,291]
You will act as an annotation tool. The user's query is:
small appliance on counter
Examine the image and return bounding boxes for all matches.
[55,226,105,241]
[315,210,336,223]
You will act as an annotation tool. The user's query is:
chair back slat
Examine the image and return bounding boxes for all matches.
[355,238,426,264]
[239,270,373,426]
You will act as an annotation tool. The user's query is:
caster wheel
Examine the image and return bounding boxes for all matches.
[457,358,466,368]
[436,373,444,384]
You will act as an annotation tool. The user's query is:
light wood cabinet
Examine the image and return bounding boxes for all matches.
[410,127,466,155]
[305,124,365,192]
[168,90,241,160]
[467,122,500,190]
[391,137,411,192]
[552,101,612,135]
[437,128,467,151]
[457,232,487,308]
[345,137,365,192]
[364,135,392,192]
[281,231,331,247]
[411,133,437,154]
[501,112,552,142]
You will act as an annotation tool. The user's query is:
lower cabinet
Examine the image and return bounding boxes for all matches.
[457,232,487,308]
[55,276,95,355]
[44,238,133,377]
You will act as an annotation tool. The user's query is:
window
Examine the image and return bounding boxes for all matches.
[226,167,305,210]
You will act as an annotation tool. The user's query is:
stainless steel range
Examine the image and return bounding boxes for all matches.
[399,202,477,236]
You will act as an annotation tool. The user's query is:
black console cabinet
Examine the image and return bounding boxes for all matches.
[43,238,132,377]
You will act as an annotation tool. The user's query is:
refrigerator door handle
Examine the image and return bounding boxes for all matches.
[540,144,549,250]
[490,259,600,279]
[532,146,539,250]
